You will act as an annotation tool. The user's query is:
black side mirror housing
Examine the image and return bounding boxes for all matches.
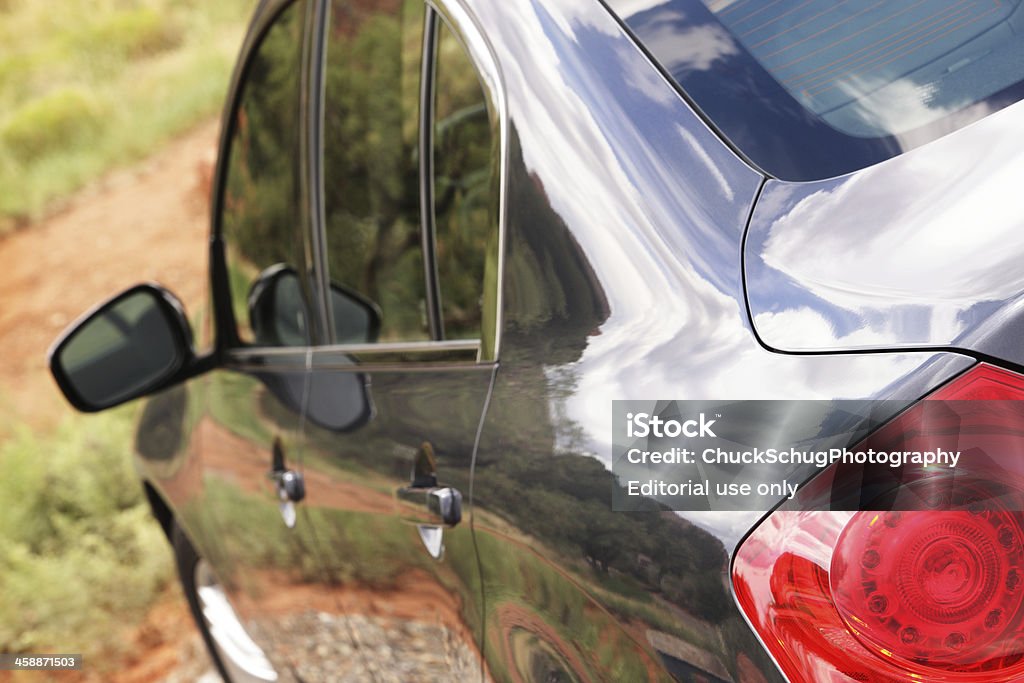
[49,284,196,412]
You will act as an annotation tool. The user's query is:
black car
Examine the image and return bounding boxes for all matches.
[50,0,1024,680]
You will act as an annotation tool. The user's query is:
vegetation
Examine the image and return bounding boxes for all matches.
[0,406,172,661]
[0,0,255,665]
[0,0,255,230]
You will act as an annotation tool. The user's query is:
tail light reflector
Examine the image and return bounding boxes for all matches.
[733,364,1024,682]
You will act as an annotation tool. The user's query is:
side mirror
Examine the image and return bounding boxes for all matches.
[249,264,381,345]
[49,284,195,412]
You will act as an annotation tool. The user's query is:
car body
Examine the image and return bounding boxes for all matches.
[50,0,1024,681]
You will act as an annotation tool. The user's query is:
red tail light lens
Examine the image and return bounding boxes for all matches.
[733,364,1024,682]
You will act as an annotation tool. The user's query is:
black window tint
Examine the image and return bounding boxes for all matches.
[433,22,495,342]
[322,0,427,344]
[220,1,310,346]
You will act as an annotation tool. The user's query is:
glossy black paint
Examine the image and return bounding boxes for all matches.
[744,100,1024,360]
[50,0,1021,680]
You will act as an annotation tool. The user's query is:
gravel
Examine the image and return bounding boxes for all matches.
[249,611,480,682]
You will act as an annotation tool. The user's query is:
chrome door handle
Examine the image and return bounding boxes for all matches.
[427,487,462,526]
[270,469,305,503]
[397,486,462,527]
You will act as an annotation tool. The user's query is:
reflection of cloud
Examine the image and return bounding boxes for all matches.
[753,307,964,350]
[761,102,1024,314]
[620,42,681,106]
[678,125,733,201]
[615,0,674,16]
[561,241,936,466]
[469,0,971,538]
[819,75,984,142]
[644,22,739,72]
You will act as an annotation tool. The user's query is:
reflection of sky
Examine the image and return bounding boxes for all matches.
[748,99,1024,351]
[469,0,974,546]
[698,0,1018,138]
[635,17,739,72]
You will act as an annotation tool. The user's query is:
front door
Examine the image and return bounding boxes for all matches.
[187,1,353,678]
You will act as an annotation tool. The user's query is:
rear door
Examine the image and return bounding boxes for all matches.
[288,0,503,677]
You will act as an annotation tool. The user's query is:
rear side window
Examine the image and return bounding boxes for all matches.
[610,0,1024,179]
[321,0,428,344]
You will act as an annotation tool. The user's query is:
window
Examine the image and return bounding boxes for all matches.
[608,0,1024,180]
[321,1,499,356]
[220,1,311,347]
[432,21,496,343]
[322,0,427,345]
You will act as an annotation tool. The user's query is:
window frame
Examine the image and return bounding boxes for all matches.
[210,0,507,367]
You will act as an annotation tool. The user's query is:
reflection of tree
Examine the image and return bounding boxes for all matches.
[434,25,494,339]
[221,1,305,341]
[222,0,497,345]
[323,0,426,342]
[322,0,495,342]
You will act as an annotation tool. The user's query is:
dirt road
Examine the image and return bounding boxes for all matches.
[0,120,221,681]
[0,120,216,432]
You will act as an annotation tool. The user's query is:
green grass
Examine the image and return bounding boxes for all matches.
[0,407,173,661]
[0,0,256,230]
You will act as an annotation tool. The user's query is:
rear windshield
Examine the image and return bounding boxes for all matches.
[609,0,1024,180]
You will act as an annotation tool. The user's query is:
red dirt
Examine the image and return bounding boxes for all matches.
[493,603,593,683]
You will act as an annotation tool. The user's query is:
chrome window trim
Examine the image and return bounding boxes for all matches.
[227,338,483,369]
[420,9,444,341]
[423,0,508,362]
[307,0,332,345]
[227,350,490,374]
[309,339,480,355]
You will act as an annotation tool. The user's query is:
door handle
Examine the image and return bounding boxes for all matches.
[270,469,306,503]
[427,487,462,526]
[268,438,304,528]
[397,486,462,527]
[268,437,305,503]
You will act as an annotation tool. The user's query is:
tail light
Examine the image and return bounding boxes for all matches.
[733,364,1024,682]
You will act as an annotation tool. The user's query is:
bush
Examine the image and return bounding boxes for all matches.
[0,409,172,659]
[0,0,255,226]
[1,87,107,162]
[73,8,185,61]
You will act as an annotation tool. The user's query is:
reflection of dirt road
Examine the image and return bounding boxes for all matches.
[0,120,220,681]
[494,603,591,683]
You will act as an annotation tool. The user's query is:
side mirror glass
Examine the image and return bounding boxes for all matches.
[49,285,194,412]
